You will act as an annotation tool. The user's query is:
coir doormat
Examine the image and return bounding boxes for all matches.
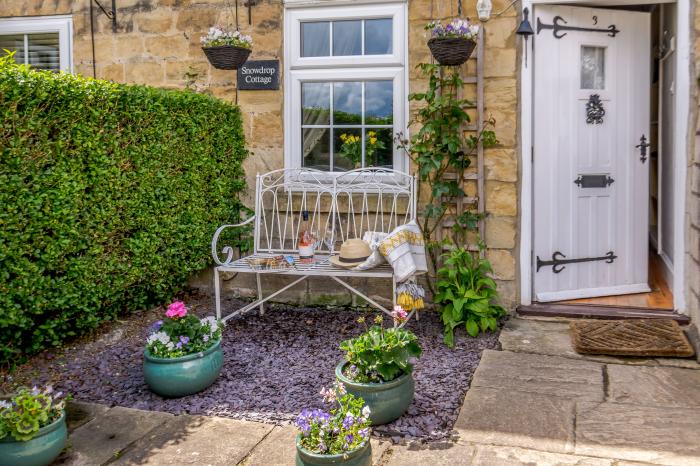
[570,319,695,357]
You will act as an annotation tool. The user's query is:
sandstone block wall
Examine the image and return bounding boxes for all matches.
[688,1,700,333]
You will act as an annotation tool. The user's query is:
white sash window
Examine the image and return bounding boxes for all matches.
[0,16,73,73]
[284,3,407,172]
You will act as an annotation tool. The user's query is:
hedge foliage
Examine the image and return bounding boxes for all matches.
[0,56,249,366]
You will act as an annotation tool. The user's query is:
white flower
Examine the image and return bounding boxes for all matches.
[147,331,171,346]
[200,316,219,334]
[362,406,371,417]
[0,400,11,410]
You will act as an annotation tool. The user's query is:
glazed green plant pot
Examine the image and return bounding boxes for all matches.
[143,339,224,398]
[335,361,414,426]
[0,411,67,466]
[296,434,371,466]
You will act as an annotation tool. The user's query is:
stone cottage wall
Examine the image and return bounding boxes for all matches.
[688,2,700,337]
[5,0,520,308]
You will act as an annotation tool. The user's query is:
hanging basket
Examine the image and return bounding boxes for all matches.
[427,37,476,66]
[202,45,252,70]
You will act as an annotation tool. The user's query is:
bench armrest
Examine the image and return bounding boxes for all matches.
[211,216,256,266]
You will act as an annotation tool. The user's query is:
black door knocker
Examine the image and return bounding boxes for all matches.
[586,94,605,124]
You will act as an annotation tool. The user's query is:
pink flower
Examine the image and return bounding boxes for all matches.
[165,301,188,319]
[392,306,408,324]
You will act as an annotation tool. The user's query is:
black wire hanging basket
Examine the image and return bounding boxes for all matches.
[427,37,476,66]
[202,45,251,70]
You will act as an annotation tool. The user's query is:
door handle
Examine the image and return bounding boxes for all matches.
[636,134,650,163]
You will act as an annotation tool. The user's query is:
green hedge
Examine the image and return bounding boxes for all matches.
[0,56,249,366]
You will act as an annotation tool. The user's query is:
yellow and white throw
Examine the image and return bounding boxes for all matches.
[377,220,427,283]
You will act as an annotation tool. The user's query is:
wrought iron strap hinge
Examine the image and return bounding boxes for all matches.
[537,16,620,39]
[536,251,617,273]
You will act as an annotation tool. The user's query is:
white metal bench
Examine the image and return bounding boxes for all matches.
[211,168,417,322]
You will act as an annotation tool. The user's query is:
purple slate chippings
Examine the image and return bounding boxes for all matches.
[1,294,501,443]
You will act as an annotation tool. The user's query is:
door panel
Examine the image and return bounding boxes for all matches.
[533,6,651,302]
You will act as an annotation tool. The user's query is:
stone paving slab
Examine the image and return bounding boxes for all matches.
[575,401,700,465]
[471,349,604,401]
[65,401,110,432]
[112,414,273,465]
[607,364,700,408]
[470,445,613,466]
[58,406,173,466]
[384,442,476,465]
[500,319,700,369]
[454,387,575,454]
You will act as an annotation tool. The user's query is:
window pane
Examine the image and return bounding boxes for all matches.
[365,19,392,55]
[581,46,605,90]
[27,33,60,71]
[303,128,331,170]
[365,129,392,168]
[365,80,393,125]
[333,82,362,125]
[0,34,26,65]
[302,22,330,57]
[335,129,362,171]
[302,82,330,125]
[333,20,361,56]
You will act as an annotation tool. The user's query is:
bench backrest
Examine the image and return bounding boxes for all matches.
[254,168,416,255]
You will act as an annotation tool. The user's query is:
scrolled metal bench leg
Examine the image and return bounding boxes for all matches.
[214,267,222,321]
[256,273,264,315]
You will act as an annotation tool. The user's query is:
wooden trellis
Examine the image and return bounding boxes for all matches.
[436,27,486,255]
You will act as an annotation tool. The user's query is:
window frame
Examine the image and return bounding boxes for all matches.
[284,3,408,174]
[0,15,73,73]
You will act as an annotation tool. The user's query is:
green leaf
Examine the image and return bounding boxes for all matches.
[466,319,479,338]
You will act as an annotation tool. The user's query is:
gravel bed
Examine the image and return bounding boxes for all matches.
[2,293,501,443]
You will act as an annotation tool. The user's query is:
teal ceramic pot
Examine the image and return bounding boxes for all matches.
[143,339,224,398]
[0,411,67,466]
[335,361,414,426]
[295,434,371,466]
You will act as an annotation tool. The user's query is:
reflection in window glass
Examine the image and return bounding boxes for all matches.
[333,82,362,124]
[333,20,362,56]
[302,128,331,170]
[300,18,392,57]
[365,80,393,125]
[300,80,394,171]
[301,22,330,57]
[302,82,331,125]
[581,46,605,89]
[365,19,392,55]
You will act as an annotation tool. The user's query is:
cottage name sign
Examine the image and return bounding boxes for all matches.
[237,60,280,90]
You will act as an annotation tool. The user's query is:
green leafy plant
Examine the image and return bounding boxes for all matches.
[435,247,506,346]
[295,382,371,455]
[339,313,422,383]
[396,64,498,290]
[0,387,69,441]
[146,301,223,358]
[0,54,250,366]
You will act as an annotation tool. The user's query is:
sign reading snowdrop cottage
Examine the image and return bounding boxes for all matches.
[237,60,280,90]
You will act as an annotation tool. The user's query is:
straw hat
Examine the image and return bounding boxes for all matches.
[329,239,372,269]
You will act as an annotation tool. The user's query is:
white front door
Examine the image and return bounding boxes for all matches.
[533,5,651,302]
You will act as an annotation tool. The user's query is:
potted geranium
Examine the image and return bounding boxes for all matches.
[336,309,421,425]
[426,18,480,66]
[0,386,68,466]
[295,382,372,466]
[201,26,252,70]
[143,301,224,397]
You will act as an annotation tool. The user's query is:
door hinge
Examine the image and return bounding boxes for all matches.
[636,134,650,163]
